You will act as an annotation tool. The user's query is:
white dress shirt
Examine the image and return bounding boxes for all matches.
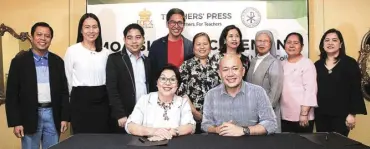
[125,92,196,134]
[64,43,111,93]
[254,52,270,73]
[126,49,147,101]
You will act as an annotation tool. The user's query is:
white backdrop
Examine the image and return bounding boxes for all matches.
[88,1,308,60]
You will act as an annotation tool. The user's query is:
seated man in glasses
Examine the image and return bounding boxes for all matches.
[125,64,195,141]
[148,8,194,92]
[201,55,277,136]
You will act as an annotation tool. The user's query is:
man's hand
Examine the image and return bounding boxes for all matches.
[219,121,244,137]
[13,125,24,138]
[61,121,68,133]
[215,125,223,134]
[118,117,128,128]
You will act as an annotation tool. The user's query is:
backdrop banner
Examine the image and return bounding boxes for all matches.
[88,0,308,60]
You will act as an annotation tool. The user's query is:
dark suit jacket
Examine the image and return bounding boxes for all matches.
[5,50,69,135]
[106,49,151,119]
[148,35,193,92]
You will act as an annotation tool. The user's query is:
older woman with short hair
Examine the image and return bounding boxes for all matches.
[280,32,317,133]
[246,30,284,132]
[126,64,195,141]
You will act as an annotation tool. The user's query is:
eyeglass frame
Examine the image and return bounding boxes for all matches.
[158,76,178,84]
[167,20,185,27]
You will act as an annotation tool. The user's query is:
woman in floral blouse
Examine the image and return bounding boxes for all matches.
[177,32,220,133]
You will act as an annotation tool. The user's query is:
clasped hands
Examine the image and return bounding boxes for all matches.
[215,120,244,137]
[147,128,177,141]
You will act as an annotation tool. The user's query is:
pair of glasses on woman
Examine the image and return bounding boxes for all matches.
[159,77,177,84]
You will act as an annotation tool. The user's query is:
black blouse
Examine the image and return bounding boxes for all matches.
[315,55,367,116]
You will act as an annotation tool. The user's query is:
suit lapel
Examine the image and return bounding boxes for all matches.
[143,57,150,93]
[48,53,56,103]
[121,50,136,90]
[26,50,39,103]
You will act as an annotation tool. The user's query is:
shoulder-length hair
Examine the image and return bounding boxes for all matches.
[218,25,245,54]
[319,28,346,62]
[157,64,181,87]
[76,13,103,52]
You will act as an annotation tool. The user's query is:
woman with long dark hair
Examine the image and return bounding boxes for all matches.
[315,28,367,136]
[64,13,111,133]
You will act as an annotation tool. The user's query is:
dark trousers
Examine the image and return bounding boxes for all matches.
[195,122,203,134]
[70,86,111,134]
[281,120,314,133]
[110,119,127,134]
[314,113,349,136]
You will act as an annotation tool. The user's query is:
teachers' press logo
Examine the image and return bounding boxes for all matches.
[138,9,153,28]
[241,7,261,28]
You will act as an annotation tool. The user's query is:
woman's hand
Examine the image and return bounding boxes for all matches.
[346,114,356,130]
[151,128,173,140]
[299,115,309,127]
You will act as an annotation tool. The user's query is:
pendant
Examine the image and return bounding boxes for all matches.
[328,69,332,74]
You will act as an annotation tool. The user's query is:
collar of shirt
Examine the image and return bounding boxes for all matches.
[32,50,49,62]
[193,56,210,64]
[148,92,182,107]
[220,81,246,96]
[257,52,270,60]
[126,48,144,60]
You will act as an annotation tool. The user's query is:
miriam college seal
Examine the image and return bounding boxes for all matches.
[241,7,261,28]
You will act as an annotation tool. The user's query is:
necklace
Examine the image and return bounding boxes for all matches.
[325,60,340,74]
[157,98,174,121]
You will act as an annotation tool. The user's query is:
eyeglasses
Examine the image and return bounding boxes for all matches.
[159,77,177,84]
[168,21,184,27]
[256,40,270,45]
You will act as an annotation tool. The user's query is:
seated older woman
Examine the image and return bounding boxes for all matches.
[125,64,196,141]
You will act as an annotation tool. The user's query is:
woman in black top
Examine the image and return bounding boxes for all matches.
[212,25,250,80]
[315,28,367,136]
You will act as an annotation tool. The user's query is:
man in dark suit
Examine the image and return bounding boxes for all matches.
[5,22,69,149]
[106,24,150,133]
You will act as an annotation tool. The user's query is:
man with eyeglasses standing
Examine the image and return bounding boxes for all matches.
[149,8,193,92]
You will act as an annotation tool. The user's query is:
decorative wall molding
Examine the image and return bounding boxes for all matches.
[0,23,31,106]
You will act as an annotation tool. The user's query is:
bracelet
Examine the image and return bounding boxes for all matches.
[300,114,308,116]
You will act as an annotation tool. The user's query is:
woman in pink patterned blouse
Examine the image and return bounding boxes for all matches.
[280,32,318,133]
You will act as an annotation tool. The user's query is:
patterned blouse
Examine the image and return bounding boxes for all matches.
[211,52,250,80]
[177,57,220,112]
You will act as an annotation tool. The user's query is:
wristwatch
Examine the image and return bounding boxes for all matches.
[174,128,179,136]
[242,127,250,135]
